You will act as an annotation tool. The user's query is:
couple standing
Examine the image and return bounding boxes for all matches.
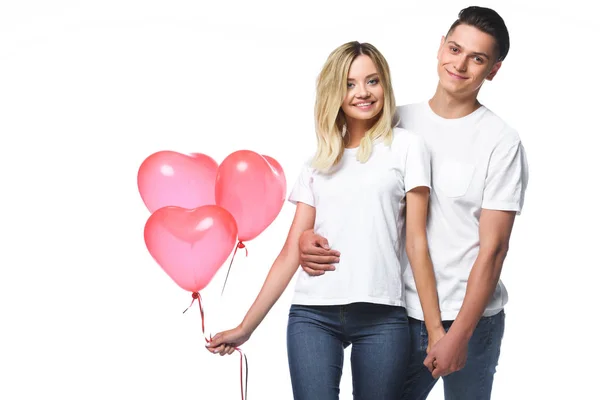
[207,6,529,400]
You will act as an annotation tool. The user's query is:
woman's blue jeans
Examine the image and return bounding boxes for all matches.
[286,302,411,400]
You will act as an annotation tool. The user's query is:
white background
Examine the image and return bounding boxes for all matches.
[1,0,598,399]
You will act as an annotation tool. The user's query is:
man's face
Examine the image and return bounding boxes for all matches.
[437,23,502,97]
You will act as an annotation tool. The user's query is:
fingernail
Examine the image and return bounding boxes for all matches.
[335,258,340,262]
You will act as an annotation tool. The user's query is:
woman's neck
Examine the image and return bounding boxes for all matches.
[345,117,375,148]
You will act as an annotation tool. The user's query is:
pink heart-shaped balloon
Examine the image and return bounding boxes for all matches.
[137,151,218,213]
[263,155,287,195]
[215,150,286,242]
[144,205,238,293]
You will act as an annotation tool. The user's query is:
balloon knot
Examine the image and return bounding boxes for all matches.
[237,242,245,249]
[192,292,199,299]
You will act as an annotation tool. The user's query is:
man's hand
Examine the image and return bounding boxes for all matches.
[299,230,340,276]
[424,330,469,378]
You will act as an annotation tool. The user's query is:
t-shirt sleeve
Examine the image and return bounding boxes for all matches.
[287,163,315,207]
[404,134,432,192]
[482,135,529,214]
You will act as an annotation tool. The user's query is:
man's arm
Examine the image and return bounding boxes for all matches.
[299,229,340,276]
[424,208,516,377]
[449,209,515,337]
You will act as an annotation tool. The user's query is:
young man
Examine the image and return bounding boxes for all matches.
[297,6,529,399]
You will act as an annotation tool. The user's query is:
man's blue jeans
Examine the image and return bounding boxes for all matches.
[286,302,411,400]
[400,310,505,400]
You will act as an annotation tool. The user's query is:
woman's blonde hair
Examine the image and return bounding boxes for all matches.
[312,41,396,172]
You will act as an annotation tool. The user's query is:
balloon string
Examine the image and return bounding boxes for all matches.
[237,349,249,400]
[183,292,249,400]
[220,241,248,296]
[182,292,207,338]
[239,241,248,257]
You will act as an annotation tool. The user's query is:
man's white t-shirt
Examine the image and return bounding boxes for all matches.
[396,102,529,321]
[288,128,431,307]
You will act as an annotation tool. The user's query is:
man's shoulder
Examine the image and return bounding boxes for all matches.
[391,126,422,143]
[396,102,425,116]
[479,106,522,147]
[393,102,426,128]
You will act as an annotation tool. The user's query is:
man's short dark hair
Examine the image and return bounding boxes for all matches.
[447,6,510,62]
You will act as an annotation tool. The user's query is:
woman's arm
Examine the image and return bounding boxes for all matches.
[206,202,316,354]
[405,187,444,349]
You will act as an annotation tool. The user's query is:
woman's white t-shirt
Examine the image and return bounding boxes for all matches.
[288,128,431,307]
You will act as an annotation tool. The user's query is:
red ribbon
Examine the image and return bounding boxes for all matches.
[221,241,248,296]
[184,292,248,400]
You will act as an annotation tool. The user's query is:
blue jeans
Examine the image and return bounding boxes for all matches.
[400,310,505,400]
[287,302,411,400]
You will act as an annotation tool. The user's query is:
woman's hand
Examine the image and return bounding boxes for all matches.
[205,325,251,356]
[427,325,446,354]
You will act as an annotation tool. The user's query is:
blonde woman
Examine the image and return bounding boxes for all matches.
[207,42,443,399]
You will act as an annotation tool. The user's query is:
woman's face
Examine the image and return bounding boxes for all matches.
[341,54,384,124]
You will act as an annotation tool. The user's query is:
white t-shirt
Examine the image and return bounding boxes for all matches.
[288,128,431,307]
[396,102,529,321]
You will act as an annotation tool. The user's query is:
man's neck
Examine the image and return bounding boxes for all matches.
[429,84,482,119]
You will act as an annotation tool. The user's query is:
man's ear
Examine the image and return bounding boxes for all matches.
[486,61,502,81]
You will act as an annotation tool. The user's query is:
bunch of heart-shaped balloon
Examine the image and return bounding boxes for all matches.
[138,149,286,294]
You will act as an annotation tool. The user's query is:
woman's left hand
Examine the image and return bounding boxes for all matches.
[426,326,446,354]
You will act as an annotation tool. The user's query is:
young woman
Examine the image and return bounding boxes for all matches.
[206,41,443,399]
